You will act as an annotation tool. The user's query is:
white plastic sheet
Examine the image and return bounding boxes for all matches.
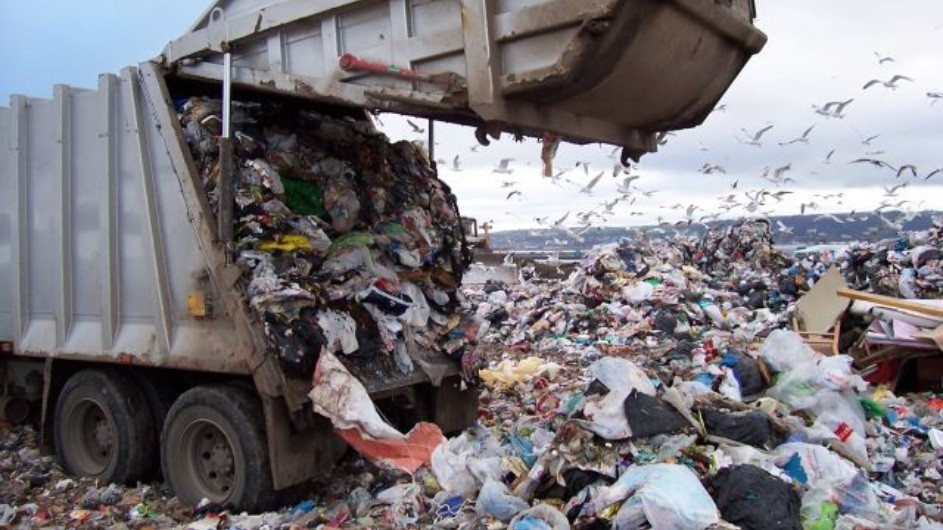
[581,358,656,440]
[595,464,719,530]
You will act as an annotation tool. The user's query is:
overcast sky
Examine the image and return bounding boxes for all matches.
[2,0,942,232]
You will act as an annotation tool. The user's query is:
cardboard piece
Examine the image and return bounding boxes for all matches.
[795,267,849,335]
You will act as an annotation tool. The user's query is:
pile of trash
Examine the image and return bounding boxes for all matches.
[178,97,472,380]
[3,215,943,529]
[841,223,943,299]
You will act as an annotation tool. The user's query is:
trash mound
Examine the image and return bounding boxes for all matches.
[841,222,943,299]
[178,97,471,380]
[689,218,792,278]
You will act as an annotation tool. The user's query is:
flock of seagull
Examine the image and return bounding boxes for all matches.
[417,49,942,243]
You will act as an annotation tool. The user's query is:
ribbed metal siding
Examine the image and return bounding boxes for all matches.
[0,69,247,373]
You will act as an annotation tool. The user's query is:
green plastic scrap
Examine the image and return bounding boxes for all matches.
[859,398,886,421]
[282,177,326,216]
[805,502,839,530]
[329,231,375,252]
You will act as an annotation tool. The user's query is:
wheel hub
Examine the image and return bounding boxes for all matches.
[193,424,235,496]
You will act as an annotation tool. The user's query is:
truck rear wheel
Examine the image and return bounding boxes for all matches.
[54,369,157,484]
[161,385,273,512]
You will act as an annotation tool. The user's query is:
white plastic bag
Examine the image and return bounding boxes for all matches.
[597,464,719,530]
[760,329,819,372]
[476,479,530,522]
[581,358,656,440]
[308,350,402,440]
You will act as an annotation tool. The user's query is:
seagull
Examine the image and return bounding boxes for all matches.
[850,158,895,171]
[873,51,895,64]
[579,172,605,194]
[775,220,794,234]
[863,75,913,90]
[928,92,943,105]
[813,98,853,119]
[740,125,774,147]
[493,158,514,174]
[710,104,728,114]
[500,180,517,188]
[767,190,794,202]
[451,154,462,172]
[861,134,881,146]
[825,149,836,164]
[883,183,907,196]
[552,211,571,227]
[406,119,425,133]
[699,163,726,175]
[616,175,641,194]
[814,213,846,224]
[506,190,522,200]
[925,168,942,180]
[779,125,815,145]
[896,164,917,178]
[800,202,819,215]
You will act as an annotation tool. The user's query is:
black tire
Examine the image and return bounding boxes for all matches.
[161,385,273,512]
[126,371,175,480]
[54,369,157,484]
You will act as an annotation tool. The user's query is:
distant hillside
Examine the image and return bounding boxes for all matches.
[488,211,941,251]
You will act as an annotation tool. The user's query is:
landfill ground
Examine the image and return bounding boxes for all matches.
[1,220,942,530]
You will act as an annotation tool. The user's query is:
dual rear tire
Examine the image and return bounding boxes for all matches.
[54,371,272,511]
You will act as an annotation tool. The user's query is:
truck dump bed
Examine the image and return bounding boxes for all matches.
[164,0,766,161]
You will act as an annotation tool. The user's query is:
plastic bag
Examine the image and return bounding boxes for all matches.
[509,504,571,530]
[317,310,359,355]
[324,176,361,234]
[710,465,801,530]
[624,282,655,303]
[760,329,818,373]
[476,479,529,522]
[809,413,869,467]
[702,409,777,449]
[623,390,694,438]
[581,358,657,440]
[597,464,719,530]
[773,443,858,491]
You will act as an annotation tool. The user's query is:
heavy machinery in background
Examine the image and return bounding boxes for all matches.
[0,0,766,510]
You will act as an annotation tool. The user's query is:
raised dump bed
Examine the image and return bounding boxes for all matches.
[163,0,766,161]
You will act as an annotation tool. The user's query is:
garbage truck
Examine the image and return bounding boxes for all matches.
[0,0,767,511]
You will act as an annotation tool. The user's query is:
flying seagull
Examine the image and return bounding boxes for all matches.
[579,172,605,194]
[451,154,462,172]
[406,119,425,133]
[896,164,917,178]
[883,183,907,196]
[873,51,895,64]
[506,190,522,200]
[493,158,514,174]
[863,75,913,90]
[780,125,815,145]
[813,98,853,119]
[740,125,774,147]
[850,158,895,171]
[699,163,726,175]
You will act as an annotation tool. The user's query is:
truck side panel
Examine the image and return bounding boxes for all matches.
[0,72,247,374]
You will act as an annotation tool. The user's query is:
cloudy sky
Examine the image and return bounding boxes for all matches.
[2,0,942,231]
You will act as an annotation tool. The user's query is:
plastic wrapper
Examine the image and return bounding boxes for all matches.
[599,464,719,530]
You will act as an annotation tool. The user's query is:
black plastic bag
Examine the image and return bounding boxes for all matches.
[710,465,801,530]
[733,353,766,396]
[623,390,693,438]
[702,409,777,449]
